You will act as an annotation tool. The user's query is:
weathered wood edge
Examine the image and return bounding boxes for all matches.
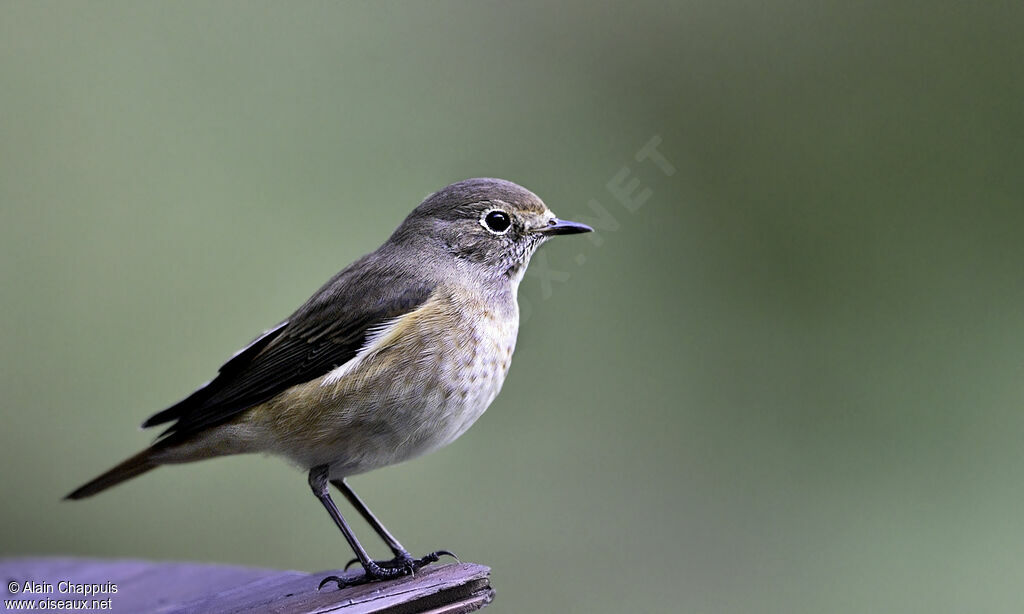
[0,557,493,614]
[171,562,493,614]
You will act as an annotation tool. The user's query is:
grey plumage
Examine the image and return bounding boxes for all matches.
[65,177,591,585]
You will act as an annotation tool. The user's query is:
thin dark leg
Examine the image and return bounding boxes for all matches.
[309,465,407,589]
[329,477,459,574]
[332,478,408,558]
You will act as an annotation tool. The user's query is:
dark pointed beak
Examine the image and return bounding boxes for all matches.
[535,218,594,236]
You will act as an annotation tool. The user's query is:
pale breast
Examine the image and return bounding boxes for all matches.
[243,287,519,475]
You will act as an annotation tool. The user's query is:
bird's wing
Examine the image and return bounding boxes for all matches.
[143,258,436,444]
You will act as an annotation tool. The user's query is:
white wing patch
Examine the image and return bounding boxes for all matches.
[319,313,409,387]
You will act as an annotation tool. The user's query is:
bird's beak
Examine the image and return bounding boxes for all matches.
[534,218,594,236]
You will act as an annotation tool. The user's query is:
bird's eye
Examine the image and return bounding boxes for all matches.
[482,210,512,234]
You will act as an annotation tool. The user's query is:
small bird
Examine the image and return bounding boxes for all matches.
[67,178,592,588]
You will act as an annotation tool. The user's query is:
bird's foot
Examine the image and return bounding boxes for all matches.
[342,549,459,572]
[319,550,459,590]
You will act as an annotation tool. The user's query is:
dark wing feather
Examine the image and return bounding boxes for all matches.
[144,253,436,445]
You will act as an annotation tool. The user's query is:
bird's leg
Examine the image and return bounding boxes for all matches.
[331,478,459,572]
[308,465,409,590]
[331,478,411,569]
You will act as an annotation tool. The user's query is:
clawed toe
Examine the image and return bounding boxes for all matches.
[343,552,414,572]
[414,549,459,566]
[433,549,460,563]
[318,574,347,591]
[317,561,403,591]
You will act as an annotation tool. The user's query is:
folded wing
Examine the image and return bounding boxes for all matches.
[144,256,436,445]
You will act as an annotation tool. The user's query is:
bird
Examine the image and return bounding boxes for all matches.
[66,177,593,588]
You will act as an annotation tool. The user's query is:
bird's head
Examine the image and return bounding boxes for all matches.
[389,178,592,283]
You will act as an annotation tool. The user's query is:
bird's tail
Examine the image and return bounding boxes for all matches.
[64,448,160,500]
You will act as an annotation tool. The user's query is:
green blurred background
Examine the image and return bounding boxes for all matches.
[2,2,1023,612]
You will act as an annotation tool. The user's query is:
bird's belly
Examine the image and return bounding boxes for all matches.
[249,295,518,476]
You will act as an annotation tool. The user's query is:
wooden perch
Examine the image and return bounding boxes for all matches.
[0,557,494,613]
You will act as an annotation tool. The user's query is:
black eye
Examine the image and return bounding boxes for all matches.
[484,210,511,233]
